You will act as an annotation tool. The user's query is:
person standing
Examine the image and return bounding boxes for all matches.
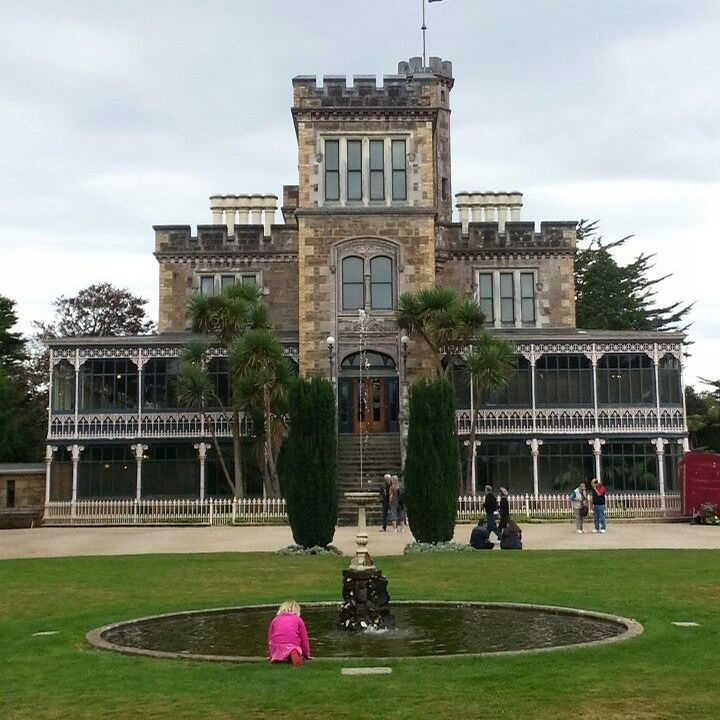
[483,485,500,540]
[390,475,401,532]
[379,474,392,531]
[590,478,607,533]
[570,482,588,533]
[498,487,510,532]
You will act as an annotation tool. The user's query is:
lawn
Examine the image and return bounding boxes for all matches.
[2,550,719,719]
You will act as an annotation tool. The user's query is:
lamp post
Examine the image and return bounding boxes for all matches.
[326,335,335,381]
[400,335,410,382]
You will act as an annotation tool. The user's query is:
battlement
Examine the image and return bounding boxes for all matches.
[437,221,577,254]
[292,57,453,110]
[153,223,298,256]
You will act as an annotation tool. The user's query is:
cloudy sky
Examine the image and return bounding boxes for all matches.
[1,0,717,384]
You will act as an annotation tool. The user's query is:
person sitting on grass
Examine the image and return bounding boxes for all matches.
[500,519,523,550]
[469,519,494,550]
[267,600,311,666]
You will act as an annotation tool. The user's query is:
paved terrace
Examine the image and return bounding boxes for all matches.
[1,522,719,560]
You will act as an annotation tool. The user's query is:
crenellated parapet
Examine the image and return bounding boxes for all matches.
[292,57,453,114]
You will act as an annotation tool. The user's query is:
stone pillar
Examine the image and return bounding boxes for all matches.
[70,444,84,516]
[237,194,250,224]
[455,192,470,233]
[526,438,543,497]
[249,194,264,225]
[496,193,509,232]
[588,438,606,481]
[469,192,483,222]
[194,442,210,501]
[131,443,148,500]
[653,438,668,509]
[223,198,237,234]
[480,194,496,223]
[44,445,57,505]
[210,196,224,225]
[262,195,278,236]
[509,192,523,220]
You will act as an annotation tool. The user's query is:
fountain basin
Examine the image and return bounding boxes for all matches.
[87,601,642,662]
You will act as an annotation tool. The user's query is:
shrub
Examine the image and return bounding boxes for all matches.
[404,377,460,543]
[281,376,337,547]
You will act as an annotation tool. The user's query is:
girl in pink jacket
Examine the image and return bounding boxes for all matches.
[267,600,311,665]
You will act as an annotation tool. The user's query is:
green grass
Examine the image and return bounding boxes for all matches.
[2,550,719,719]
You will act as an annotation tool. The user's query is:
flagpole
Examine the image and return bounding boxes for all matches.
[421,0,427,70]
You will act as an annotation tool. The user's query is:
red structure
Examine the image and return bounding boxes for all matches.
[679,452,720,516]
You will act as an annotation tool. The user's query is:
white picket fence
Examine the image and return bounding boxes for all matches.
[44,497,288,526]
[456,492,682,521]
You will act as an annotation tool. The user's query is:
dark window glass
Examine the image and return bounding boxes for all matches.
[391,140,406,201]
[79,359,139,411]
[597,354,655,405]
[347,140,362,201]
[452,365,471,409]
[369,140,385,200]
[480,356,532,406]
[220,275,236,292]
[478,273,494,324]
[143,358,179,410]
[664,442,682,491]
[537,442,594,493]
[520,272,535,325]
[52,360,75,412]
[659,355,682,405]
[325,139,340,201]
[535,354,593,406]
[241,274,257,286]
[200,276,215,296]
[500,273,514,325]
[78,445,135,498]
[602,441,658,491]
[340,351,396,370]
[441,177,448,201]
[370,255,393,310]
[342,256,365,310]
[6,479,15,508]
[207,357,231,409]
[475,441,533,494]
[142,444,198,497]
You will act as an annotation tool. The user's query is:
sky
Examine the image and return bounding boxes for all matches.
[0,0,718,385]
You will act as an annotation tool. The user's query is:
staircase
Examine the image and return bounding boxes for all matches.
[337,433,402,526]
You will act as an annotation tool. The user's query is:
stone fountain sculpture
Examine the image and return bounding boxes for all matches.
[338,310,394,631]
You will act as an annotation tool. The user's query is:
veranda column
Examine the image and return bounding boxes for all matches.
[74,349,81,439]
[194,442,210,501]
[530,347,537,433]
[469,377,476,494]
[131,443,148,500]
[526,438,543,498]
[653,345,662,433]
[44,445,57,505]
[70,444,84,517]
[653,437,668,511]
[588,438,606,481]
[591,347,599,433]
[679,437,690,453]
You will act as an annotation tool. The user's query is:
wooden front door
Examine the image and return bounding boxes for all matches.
[353,378,385,433]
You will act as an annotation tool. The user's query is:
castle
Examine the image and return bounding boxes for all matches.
[43,58,688,522]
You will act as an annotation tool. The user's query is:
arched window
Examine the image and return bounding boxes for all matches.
[370,256,393,310]
[341,351,396,372]
[342,256,364,310]
[659,355,682,405]
[52,360,75,412]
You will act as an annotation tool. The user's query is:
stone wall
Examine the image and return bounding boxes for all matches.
[0,465,45,528]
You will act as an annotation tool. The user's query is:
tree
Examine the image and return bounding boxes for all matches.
[179,283,271,497]
[463,333,516,494]
[232,328,293,498]
[396,287,484,376]
[0,296,25,367]
[575,221,693,332]
[282,377,337,548]
[686,382,720,452]
[404,377,459,543]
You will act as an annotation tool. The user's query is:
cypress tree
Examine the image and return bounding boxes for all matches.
[404,377,460,543]
[282,376,337,547]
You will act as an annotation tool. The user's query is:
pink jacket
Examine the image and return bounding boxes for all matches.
[267,612,311,662]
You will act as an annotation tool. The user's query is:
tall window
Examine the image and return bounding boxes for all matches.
[206,357,231,409]
[143,359,179,410]
[391,139,407,201]
[342,256,365,310]
[80,359,138,411]
[370,256,393,310]
[535,355,593,406]
[52,360,75,412]
[499,273,515,326]
[475,441,533,494]
[478,273,494,324]
[602,441,658,491]
[220,275,236,292]
[479,356,531,406]
[520,272,535,325]
[369,140,385,201]
[659,355,682,405]
[538,442,594,493]
[324,139,340,201]
[597,354,655,405]
[347,140,362,201]
[142,444,198,497]
[200,276,215,296]
[78,445,135,498]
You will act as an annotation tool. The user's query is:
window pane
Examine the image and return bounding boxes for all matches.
[347,140,362,170]
[392,171,407,200]
[342,256,364,282]
[200,276,215,296]
[370,171,384,200]
[371,283,392,310]
[500,299,514,324]
[241,274,256,286]
[521,298,535,323]
[325,140,339,170]
[325,139,340,201]
[520,272,534,296]
[348,171,362,201]
[500,273,514,298]
[391,140,405,169]
[221,275,235,291]
[370,256,392,283]
[369,140,384,170]
[343,284,364,310]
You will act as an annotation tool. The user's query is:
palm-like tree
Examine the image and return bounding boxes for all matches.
[176,339,237,496]
[182,283,271,497]
[463,333,516,494]
[396,287,484,376]
[231,328,293,497]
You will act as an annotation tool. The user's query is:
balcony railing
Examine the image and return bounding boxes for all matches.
[455,407,686,435]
